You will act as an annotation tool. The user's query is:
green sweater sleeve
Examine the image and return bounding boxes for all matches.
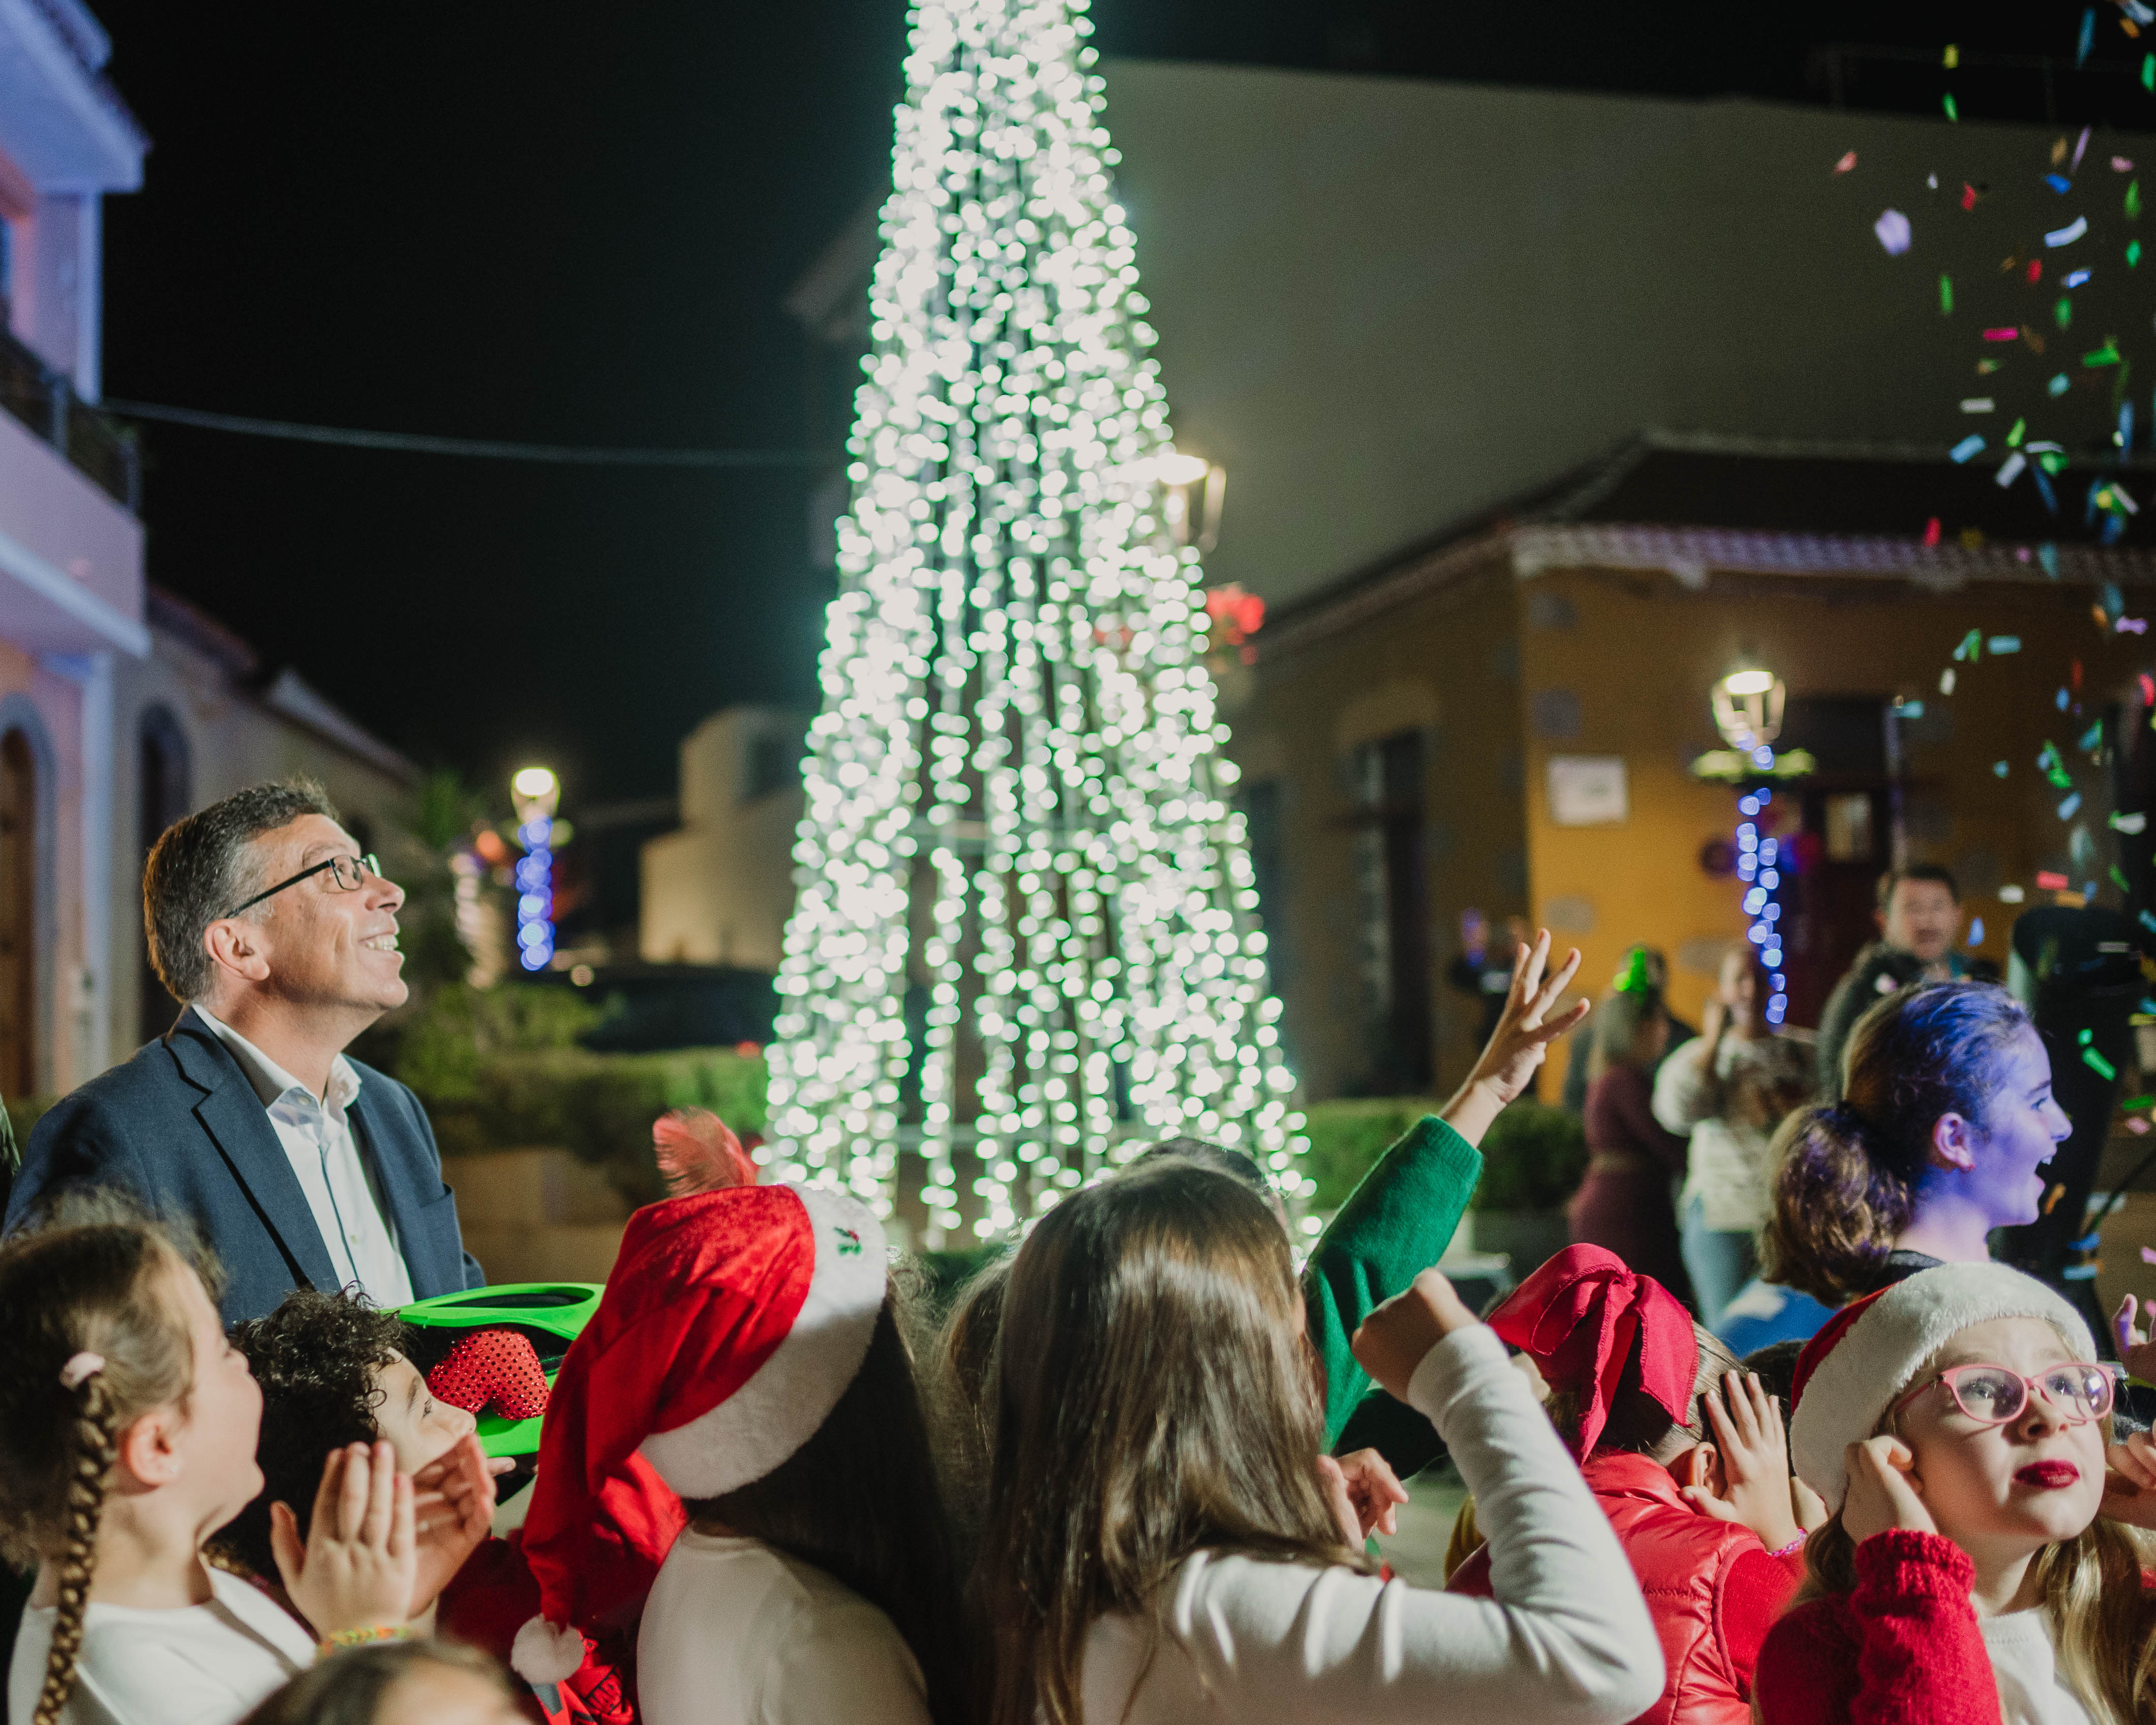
[1302,1114,1483,1447]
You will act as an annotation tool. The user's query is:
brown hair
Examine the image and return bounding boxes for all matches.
[1592,983,1667,1074]
[0,1199,207,1725]
[980,1160,1355,1725]
[1761,981,2031,1305]
[236,1638,517,1725]
[1798,1326,2156,1723]
[681,1295,972,1725]
[1544,1321,1744,1464]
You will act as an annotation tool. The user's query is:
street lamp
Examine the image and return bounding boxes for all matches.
[1152,446,1226,553]
[1709,664,1790,1026]
[510,765,559,973]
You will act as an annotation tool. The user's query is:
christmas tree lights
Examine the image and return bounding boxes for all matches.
[764,0,1298,1237]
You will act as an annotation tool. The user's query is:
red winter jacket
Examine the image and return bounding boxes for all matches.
[1754,1529,2002,1725]
[1450,1450,1803,1725]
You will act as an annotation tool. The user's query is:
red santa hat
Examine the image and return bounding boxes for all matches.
[1787,1262,2096,1512]
[510,1181,888,1683]
[1486,1243,1697,1459]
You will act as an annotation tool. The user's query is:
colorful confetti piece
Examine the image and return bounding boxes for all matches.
[1875,208,1913,255]
[2048,215,2090,247]
[1996,451,2026,487]
[1988,635,2022,652]
[1950,434,1986,462]
[1833,150,1857,174]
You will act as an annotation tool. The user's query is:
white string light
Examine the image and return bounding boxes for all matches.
[763,0,1300,1236]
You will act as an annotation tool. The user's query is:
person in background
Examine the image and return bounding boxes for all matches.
[6,778,484,1323]
[1654,948,1812,1328]
[238,1641,525,1725]
[1446,911,1533,1047]
[1814,863,1963,1100]
[1561,948,1695,1115]
[1568,967,1694,1303]
[1762,981,2070,1312]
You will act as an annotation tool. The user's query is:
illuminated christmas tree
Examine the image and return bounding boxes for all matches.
[763,0,1297,1238]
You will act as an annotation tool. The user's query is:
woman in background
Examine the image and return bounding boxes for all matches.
[1653,948,1811,1328]
[1568,975,1692,1302]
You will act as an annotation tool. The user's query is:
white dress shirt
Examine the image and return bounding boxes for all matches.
[194,1007,414,1307]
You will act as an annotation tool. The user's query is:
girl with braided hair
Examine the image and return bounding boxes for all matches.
[1760,980,2072,1310]
[0,1199,424,1725]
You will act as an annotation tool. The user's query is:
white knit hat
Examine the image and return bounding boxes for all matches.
[1787,1262,2097,1511]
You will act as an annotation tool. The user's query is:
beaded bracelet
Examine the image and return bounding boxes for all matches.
[317,1623,410,1658]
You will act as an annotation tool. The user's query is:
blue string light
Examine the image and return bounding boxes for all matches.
[514,817,554,972]
[1735,773,1789,1026]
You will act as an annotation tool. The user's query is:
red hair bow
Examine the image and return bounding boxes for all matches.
[1488,1244,1697,1458]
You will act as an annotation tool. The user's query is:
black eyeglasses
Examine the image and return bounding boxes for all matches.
[222,853,380,920]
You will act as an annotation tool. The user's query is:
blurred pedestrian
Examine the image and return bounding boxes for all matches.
[1653,949,1810,1327]
[1814,864,1962,1098]
[1568,971,1693,1302]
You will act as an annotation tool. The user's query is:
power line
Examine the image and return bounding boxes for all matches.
[98,398,828,469]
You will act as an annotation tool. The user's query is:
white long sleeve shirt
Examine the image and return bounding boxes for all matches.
[637,1532,930,1725]
[1079,1326,1663,1725]
[194,1008,413,1306]
[7,1562,315,1725]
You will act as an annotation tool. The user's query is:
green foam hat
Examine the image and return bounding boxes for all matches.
[395,1281,603,1459]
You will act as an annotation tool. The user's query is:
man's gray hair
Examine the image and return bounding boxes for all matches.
[143,778,340,1003]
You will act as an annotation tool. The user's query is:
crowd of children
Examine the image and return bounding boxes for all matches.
[4,935,2156,1724]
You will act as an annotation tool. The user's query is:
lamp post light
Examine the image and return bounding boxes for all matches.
[1151,447,1226,553]
[510,765,559,974]
[1711,664,1790,1027]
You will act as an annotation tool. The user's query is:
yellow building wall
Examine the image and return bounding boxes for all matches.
[1228,556,1525,1099]
[1520,564,2156,1033]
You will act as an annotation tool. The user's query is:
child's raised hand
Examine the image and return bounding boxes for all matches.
[1679,1371,1803,1552]
[408,1433,499,1611]
[2101,1430,2156,1530]
[1440,930,1589,1148]
[2113,1294,2156,1386]
[1351,1267,1479,1401]
[1840,1436,1934,1546]
[272,1440,419,1635]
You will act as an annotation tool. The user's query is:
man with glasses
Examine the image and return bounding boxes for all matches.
[4,778,484,1321]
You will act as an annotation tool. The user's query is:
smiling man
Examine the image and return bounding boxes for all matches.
[4,778,484,1320]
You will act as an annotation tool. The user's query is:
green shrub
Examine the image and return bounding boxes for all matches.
[1474,1098,1588,1211]
[401,1018,768,1208]
[1300,1098,1443,1213]
[1297,1095,1587,1216]
[395,983,601,1104]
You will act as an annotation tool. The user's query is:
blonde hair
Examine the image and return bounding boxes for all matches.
[0,1201,207,1725]
[1797,1321,2156,1723]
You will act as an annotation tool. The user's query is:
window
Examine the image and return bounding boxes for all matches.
[1347,731,1432,1093]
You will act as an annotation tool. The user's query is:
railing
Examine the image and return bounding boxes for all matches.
[0,317,139,512]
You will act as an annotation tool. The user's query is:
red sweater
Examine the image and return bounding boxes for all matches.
[1754,1531,2002,1725]
[1449,1450,1803,1724]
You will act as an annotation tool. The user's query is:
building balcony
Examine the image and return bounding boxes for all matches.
[0,317,137,512]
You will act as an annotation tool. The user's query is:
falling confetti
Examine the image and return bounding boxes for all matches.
[1987,635,2023,652]
[2048,215,2090,247]
[1961,396,1993,411]
[1968,917,1986,945]
[2061,792,2085,819]
[1995,761,2012,776]
[2114,811,2150,833]
[1950,434,1986,462]
[1833,150,1858,174]
[1940,667,1958,694]
[1997,451,2027,487]
[1875,208,1914,255]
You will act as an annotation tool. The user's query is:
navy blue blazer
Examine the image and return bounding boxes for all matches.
[4,1007,485,1323]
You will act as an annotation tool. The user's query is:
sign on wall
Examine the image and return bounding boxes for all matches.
[1547,754,1629,826]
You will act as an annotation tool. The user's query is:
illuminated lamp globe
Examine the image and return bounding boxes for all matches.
[1152,449,1212,487]
[1720,668,1775,698]
[510,764,560,824]
[512,766,558,800]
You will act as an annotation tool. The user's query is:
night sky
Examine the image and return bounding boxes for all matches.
[85,3,2089,808]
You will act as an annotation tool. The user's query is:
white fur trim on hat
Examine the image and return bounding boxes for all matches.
[636,1183,886,1498]
[1789,1263,2097,1512]
[511,1614,586,1684]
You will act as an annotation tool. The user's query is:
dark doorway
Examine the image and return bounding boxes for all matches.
[137,706,191,1043]
[1773,697,1892,1030]
[1347,730,1432,1093]
[0,729,36,1097]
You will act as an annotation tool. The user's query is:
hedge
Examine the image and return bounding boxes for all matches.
[1301,1095,1587,1216]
